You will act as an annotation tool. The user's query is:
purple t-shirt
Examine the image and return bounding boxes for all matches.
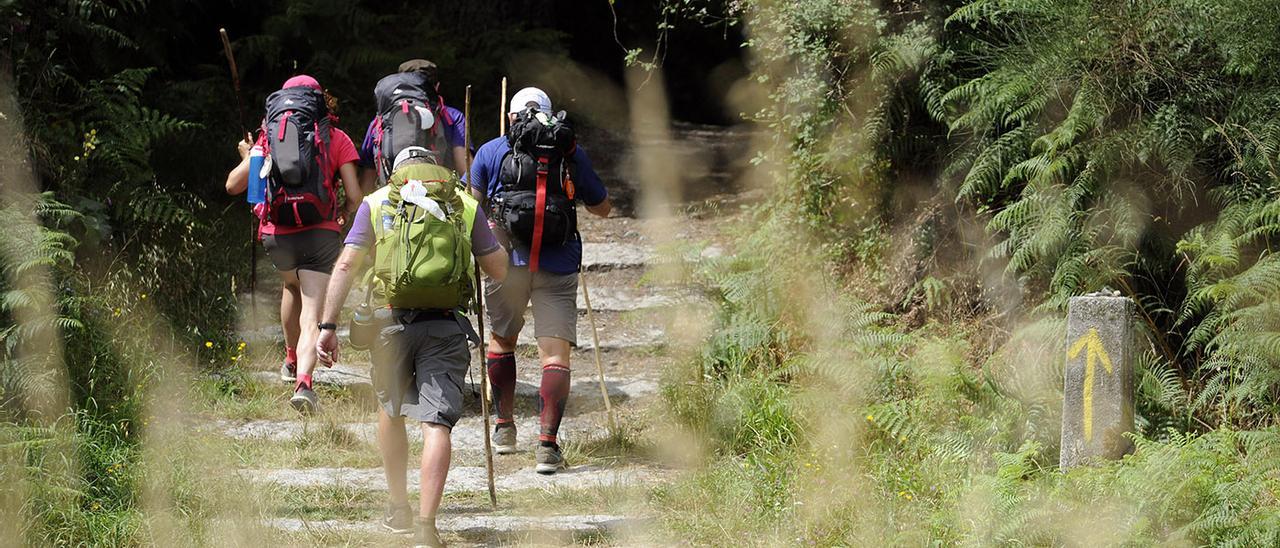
[358,105,467,168]
[344,200,500,257]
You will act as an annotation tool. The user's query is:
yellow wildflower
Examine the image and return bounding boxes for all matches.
[204,341,213,348]
[866,415,874,422]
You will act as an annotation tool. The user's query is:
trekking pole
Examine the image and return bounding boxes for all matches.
[219,28,257,329]
[579,270,618,432]
[499,77,508,135]
[467,84,498,509]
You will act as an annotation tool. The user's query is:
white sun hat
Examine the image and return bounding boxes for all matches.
[508,87,552,114]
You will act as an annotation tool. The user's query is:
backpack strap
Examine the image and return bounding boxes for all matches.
[529,157,550,273]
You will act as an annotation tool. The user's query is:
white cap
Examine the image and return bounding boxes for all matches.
[393,146,435,170]
[509,87,552,114]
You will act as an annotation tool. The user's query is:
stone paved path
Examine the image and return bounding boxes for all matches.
[217,122,750,546]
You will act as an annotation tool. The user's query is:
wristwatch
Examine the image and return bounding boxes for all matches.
[317,322,337,331]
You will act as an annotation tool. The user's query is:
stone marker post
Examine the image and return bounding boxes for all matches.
[1061,294,1135,470]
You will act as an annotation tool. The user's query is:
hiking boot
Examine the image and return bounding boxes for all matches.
[279,361,297,383]
[380,503,413,535]
[535,443,566,475]
[493,423,518,455]
[290,385,319,415]
[411,519,445,548]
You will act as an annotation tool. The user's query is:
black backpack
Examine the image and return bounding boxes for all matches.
[372,72,450,181]
[262,86,335,227]
[494,107,578,272]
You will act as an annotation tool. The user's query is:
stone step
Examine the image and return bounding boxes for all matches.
[264,513,639,542]
[228,372,658,421]
[241,463,668,493]
[581,242,651,271]
[213,412,615,448]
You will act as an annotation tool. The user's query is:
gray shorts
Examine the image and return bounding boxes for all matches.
[262,230,342,274]
[369,312,471,427]
[485,266,578,345]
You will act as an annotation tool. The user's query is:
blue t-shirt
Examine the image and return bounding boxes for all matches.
[359,105,467,168]
[466,136,608,275]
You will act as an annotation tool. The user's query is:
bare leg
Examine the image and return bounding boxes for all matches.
[280,270,301,351]
[378,408,410,507]
[294,269,331,378]
[488,333,517,354]
[419,423,452,519]
[536,337,571,369]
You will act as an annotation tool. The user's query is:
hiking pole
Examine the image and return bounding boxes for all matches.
[579,270,618,432]
[499,77,508,135]
[466,84,498,510]
[219,28,257,330]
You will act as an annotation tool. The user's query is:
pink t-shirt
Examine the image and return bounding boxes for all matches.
[255,126,360,236]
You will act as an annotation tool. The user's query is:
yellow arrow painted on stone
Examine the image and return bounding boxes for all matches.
[1067,327,1114,442]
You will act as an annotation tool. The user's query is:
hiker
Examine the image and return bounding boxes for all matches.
[467,87,612,474]
[315,146,507,546]
[358,59,469,194]
[224,74,363,414]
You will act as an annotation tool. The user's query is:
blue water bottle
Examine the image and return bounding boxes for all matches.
[247,145,266,204]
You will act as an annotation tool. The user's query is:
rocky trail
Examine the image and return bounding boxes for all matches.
[204,123,754,546]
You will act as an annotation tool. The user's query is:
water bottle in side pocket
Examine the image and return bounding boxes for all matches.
[247,145,266,204]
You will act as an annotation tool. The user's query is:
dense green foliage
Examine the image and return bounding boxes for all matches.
[652,0,1280,544]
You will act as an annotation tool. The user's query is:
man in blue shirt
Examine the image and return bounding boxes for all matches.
[467,87,612,474]
[358,59,469,193]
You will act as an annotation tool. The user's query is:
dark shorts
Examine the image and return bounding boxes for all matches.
[262,230,342,274]
[369,312,471,427]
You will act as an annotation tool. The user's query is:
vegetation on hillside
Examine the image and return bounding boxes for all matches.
[651,0,1280,544]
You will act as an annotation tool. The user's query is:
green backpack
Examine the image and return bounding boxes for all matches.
[371,163,477,311]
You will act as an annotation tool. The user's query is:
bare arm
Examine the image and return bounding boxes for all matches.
[338,162,363,217]
[225,139,252,195]
[452,146,469,178]
[315,244,368,367]
[586,197,612,218]
[476,248,508,282]
[359,166,377,195]
[321,245,368,325]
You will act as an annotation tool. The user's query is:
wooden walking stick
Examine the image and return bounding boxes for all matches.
[499,77,508,135]
[219,28,257,329]
[466,85,498,509]
[580,270,618,432]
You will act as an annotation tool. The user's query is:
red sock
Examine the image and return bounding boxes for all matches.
[537,363,571,444]
[296,373,312,390]
[285,345,297,365]
[487,352,516,424]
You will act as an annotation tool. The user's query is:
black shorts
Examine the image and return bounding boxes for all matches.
[262,230,342,274]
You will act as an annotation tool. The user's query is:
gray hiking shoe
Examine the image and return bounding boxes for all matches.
[290,385,319,415]
[279,361,297,383]
[535,443,566,475]
[411,519,444,547]
[493,424,518,455]
[380,503,413,535]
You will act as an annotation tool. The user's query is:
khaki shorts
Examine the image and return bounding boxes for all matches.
[485,266,578,345]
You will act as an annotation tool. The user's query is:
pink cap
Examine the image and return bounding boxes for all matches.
[282,75,321,91]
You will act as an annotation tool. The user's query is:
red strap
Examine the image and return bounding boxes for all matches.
[529,158,549,273]
[277,111,290,140]
[402,100,409,114]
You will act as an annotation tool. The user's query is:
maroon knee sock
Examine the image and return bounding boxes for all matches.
[537,363,571,444]
[486,352,516,424]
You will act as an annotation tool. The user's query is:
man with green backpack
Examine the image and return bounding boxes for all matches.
[315,146,507,546]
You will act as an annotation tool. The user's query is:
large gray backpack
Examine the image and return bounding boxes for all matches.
[372,72,450,182]
[262,86,334,226]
